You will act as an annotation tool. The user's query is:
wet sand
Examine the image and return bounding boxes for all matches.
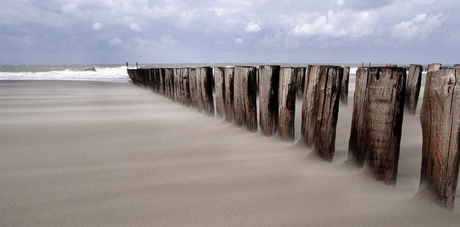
[1,80,459,226]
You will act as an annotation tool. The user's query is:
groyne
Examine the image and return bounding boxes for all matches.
[127,63,460,210]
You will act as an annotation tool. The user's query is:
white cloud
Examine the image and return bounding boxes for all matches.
[62,3,81,17]
[337,0,345,6]
[392,13,445,40]
[235,38,243,44]
[129,23,142,31]
[293,9,377,38]
[245,22,261,33]
[93,22,102,30]
[109,37,123,46]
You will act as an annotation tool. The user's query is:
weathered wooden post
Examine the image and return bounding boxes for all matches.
[164,68,174,99]
[189,68,199,108]
[159,68,165,96]
[199,67,215,115]
[214,67,226,118]
[234,66,258,131]
[278,67,297,141]
[295,67,307,99]
[224,67,235,122]
[127,69,136,84]
[348,67,406,185]
[405,64,423,115]
[428,63,441,72]
[420,69,460,210]
[181,68,191,106]
[340,66,350,105]
[258,65,280,136]
[151,68,159,92]
[301,65,343,160]
[174,68,182,102]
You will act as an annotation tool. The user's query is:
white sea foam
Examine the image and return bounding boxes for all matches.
[0,65,130,82]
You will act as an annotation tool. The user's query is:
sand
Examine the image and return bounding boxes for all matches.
[1,80,459,226]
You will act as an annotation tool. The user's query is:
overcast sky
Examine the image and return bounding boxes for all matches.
[1,0,458,65]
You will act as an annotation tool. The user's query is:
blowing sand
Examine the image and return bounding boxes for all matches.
[1,80,459,226]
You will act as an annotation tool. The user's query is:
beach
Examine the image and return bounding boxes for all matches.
[1,79,460,226]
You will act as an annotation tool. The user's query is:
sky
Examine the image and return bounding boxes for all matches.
[1,0,458,65]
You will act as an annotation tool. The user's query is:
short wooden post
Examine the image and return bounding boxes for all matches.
[428,63,441,72]
[278,67,297,141]
[224,67,235,122]
[420,69,460,210]
[258,65,280,136]
[200,67,215,115]
[295,67,307,99]
[348,67,406,185]
[405,64,423,115]
[340,66,350,105]
[181,68,191,106]
[214,67,226,118]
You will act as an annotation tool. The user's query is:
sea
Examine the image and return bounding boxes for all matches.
[0,64,130,82]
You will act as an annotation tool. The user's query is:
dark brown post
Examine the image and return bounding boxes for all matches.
[214,67,226,118]
[340,66,350,105]
[349,67,406,185]
[244,66,258,132]
[405,64,423,115]
[181,68,191,106]
[258,65,280,136]
[428,63,441,72]
[152,68,159,93]
[195,68,204,112]
[174,68,181,102]
[420,69,460,210]
[164,68,174,99]
[159,68,165,96]
[278,67,297,141]
[200,67,215,115]
[295,67,306,99]
[224,67,235,122]
[234,66,246,126]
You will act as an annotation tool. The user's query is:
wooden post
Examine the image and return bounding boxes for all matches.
[173,68,181,102]
[200,67,215,115]
[224,67,235,122]
[214,67,226,118]
[295,67,306,99]
[340,66,350,105]
[159,68,165,96]
[164,68,174,99]
[348,67,406,185]
[181,68,191,106]
[127,69,136,84]
[420,69,460,210]
[195,68,204,112]
[258,65,280,136]
[278,67,297,141]
[405,64,423,115]
[302,66,321,147]
[151,68,159,93]
[234,66,258,131]
[189,68,199,108]
[428,63,441,72]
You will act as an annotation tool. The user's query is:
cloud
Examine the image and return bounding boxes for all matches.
[129,23,142,31]
[391,13,445,40]
[235,38,243,44]
[109,37,123,46]
[93,22,102,30]
[337,0,345,6]
[293,10,377,38]
[245,22,261,33]
[62,3,82,17]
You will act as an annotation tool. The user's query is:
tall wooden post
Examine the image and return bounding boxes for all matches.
[224,67,235,122]
[189,68,199,108]
[164,68,174,99]
[258,65,280,136]
[214,67,226,118]
[340,66,350,105]
[348,67,406,185]
[174,68,181,102]
[302,66,321,147]
[151,68,159,93]
[420,69,460,210]
[181,68,191,106]
[405,64,423,115]
[159,68,165,96]
[200,67,215,115]
[278,67,297,141]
